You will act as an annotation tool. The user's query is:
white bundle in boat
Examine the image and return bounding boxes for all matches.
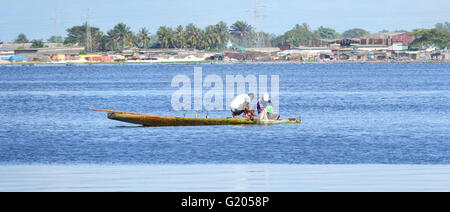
[258,109,270,121]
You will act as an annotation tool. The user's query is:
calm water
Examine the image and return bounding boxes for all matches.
[0,63,449,191]
[1,165,450,192]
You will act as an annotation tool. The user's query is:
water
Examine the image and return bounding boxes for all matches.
[0,63,449,191]
[1,165,449,192]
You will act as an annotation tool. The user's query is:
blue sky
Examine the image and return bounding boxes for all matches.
[1,0,449,42]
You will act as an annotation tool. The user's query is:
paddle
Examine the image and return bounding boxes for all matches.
[89,108,143,115]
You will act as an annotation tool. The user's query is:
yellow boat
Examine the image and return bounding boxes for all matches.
[90,109,301,127]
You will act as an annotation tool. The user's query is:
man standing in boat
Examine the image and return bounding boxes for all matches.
[230,93,256,120]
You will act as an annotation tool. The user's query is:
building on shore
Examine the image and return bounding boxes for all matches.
[1,36,448,64]
[13,47,84,62]
[301,38,361,48]
[360,32,415,46]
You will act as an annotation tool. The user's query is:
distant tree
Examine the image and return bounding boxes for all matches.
[259,32,276,47]
[106,23,135,51]
[31,39,44,48]
[409,28,450,49]
[394,30,408,33]
[135,28,151,48]
[157,26,174,48]
[274,23,315,47]
[301,23,311,33]
[174,25,186,48]
[14,33,29,43]
[244,31,275,47]
[64,23,104,52]
[230,21,253,46]
[203,25,215,49]
[48,35,63,43]
[314,26,340,39]
[435,22,450,31]
[199,28,211,50]
[342,28,369,38]
[379,29,390,33]
[150,35,160,48]
[184,24,202,49]
[212,21,230,49]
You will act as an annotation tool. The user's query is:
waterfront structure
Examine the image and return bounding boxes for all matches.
[360,32,415,47]
[301,38,360,48]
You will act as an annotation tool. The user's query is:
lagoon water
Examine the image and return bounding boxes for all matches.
[0,63,449,191]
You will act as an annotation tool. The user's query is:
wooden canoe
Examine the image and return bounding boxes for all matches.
[107,113,301,127]
[90,109,301,127]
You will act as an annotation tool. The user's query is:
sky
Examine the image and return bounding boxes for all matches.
[0,0,449,42]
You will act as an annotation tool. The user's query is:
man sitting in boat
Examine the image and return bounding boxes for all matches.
[255,93,280,121]
[230,93,256,120]
[256,93,272,114]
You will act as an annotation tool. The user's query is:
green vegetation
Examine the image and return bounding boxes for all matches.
[342,28,369,38]
[230,21,252,46]
[31,39,44,48]
[48,35,64,43]
[314,26,340,39]
[409,28,450,49]
[14,33,29,43]
[8,21,450,51]
[106,23,134,51]
[64,23,105,51]
[273,23,315,46]
[155,22,231,50]
[156,26,174,48]
[135,28,151,48]
[435,22,450,31]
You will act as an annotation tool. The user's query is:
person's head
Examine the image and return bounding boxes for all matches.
[248,93,255,101]
[263,93,270,102]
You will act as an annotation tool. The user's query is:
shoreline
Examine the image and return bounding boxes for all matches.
[1,59,449,66]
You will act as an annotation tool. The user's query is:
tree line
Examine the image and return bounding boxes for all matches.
[9,21,450,51]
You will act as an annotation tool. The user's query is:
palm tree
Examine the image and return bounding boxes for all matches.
[230,21,252,46]
[157,26,174,48]
[107,23,134,51]
[185,24,202,49]
[302,23,311,32]
[213,21,230,49]
[199,29,210,50]
[174,25,186,48]
[105,31,118,51]
[135,28,151,48]
[204,25,216,49]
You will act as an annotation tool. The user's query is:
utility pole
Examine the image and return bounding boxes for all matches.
[86,8,92,52]
[253,0,263,48]
[55,8,59,38]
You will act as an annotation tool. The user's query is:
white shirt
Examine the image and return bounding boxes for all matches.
[230,94,251,110]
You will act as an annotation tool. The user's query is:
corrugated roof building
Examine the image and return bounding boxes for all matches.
[360,32,415,47]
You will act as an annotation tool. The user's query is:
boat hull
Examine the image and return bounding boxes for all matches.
[107,112,301,127]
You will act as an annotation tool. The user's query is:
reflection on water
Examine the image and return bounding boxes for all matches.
[1,165,449,192]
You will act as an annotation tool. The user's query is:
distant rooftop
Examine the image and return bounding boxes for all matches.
[362,32,408,39]
[0,42,62,51]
